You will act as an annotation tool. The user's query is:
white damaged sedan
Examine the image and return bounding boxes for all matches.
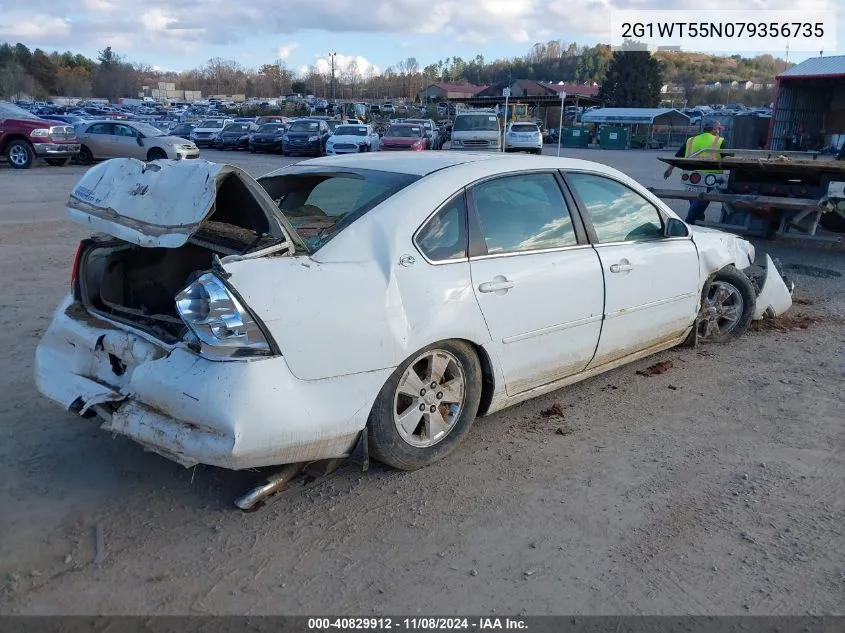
[35,153,793,474]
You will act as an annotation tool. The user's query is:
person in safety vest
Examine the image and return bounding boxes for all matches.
[663,119,726,225]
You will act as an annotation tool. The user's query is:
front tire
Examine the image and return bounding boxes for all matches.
[697,266,756,343]
[6,140,35,169]
[367,340,482,471]
[146,147,167,161]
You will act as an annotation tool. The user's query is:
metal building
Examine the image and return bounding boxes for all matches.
[768,55,845,152]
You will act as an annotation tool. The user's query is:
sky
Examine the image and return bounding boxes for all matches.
[0,0,841,76]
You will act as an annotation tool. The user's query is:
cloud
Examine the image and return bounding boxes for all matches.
[298,53,380,77]
[0,13,71,40]
[1,0,840,66]
[276,43,299,59]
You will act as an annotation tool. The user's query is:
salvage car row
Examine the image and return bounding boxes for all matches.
[2,101,457,167]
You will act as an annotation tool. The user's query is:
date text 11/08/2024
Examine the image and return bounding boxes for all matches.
[307,618,528,630]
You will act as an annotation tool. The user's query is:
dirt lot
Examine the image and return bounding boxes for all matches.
[1,148,843,616]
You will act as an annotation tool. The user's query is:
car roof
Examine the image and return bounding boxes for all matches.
[273,152,610,178]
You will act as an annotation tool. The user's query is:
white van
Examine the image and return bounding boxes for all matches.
[449,111,501,151]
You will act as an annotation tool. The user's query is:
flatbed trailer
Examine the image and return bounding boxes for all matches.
[649,149,845,243]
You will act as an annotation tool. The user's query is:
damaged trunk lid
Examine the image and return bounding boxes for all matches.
[67,158,305,252]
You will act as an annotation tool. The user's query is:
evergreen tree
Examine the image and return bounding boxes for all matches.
[598,51,664,107]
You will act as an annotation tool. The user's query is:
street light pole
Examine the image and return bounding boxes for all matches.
[329,51,337,101]
[557,91,566,157]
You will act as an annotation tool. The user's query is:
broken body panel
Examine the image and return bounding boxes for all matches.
[36,156,793,471]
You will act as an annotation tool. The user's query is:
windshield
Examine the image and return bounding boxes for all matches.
[289,120,319,132]
[133,122,167,137]
[256,117,281,124]
[511,124,538,133]
[260,168,420,252]
[257,124,285,133]
[0,102,40,120]
[454,115,499,132]
[335,126,367,136]
[387,126,421,138]
[223,124,249,133]
[198,119,224,128]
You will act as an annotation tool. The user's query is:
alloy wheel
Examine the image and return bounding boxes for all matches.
[8,144,29,166]
[698,280,744,339]
[393,349,466,448]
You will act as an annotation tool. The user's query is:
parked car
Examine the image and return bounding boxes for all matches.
[168,123,197,141]
[326,120,342,134]
[213,123,251,150]
[190,119,233,147]
[283,119,330,156]
[378,123,426,151]
[248,123,288,153]
[403,118,440,149]
[39,114,88,127]
[381,103,395,114]
[75,120,199,164]
[34,154,793,478]
[0,101,80,168]
[325,124,380,154]
[255,116,286,128]
[450,111,502,151]
[504,121,543,154]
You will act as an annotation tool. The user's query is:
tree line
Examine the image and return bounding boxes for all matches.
[0,40,787,106]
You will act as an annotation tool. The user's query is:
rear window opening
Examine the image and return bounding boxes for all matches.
[259,169,420,252]
[190,173,281,256]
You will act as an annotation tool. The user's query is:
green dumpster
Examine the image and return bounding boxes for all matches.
[599,126,628,149]
[562,127,590,148]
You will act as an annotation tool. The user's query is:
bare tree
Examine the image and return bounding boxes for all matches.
[343,59,361,99]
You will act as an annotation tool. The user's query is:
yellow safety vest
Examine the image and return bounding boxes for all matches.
[685,132,724,174]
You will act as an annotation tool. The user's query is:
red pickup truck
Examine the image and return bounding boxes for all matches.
[0,101,81,169]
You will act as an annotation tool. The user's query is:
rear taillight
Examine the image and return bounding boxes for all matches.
[70,241,84,290]
[689,172,702,185]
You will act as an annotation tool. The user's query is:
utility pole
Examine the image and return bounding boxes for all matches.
[329,51,338,101]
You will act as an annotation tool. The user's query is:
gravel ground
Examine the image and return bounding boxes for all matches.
[1,148,843,615]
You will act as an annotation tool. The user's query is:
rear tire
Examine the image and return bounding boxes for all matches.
[697,266,756,343]
[6,139,35,169]
[367,340,482,471]
[76,145,94,165]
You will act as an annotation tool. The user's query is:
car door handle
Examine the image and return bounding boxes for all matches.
[609,261,633,273]
[478,277,515,293]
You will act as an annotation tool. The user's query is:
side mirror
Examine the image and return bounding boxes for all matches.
[136,134,144,147]
[665,217,690,238]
